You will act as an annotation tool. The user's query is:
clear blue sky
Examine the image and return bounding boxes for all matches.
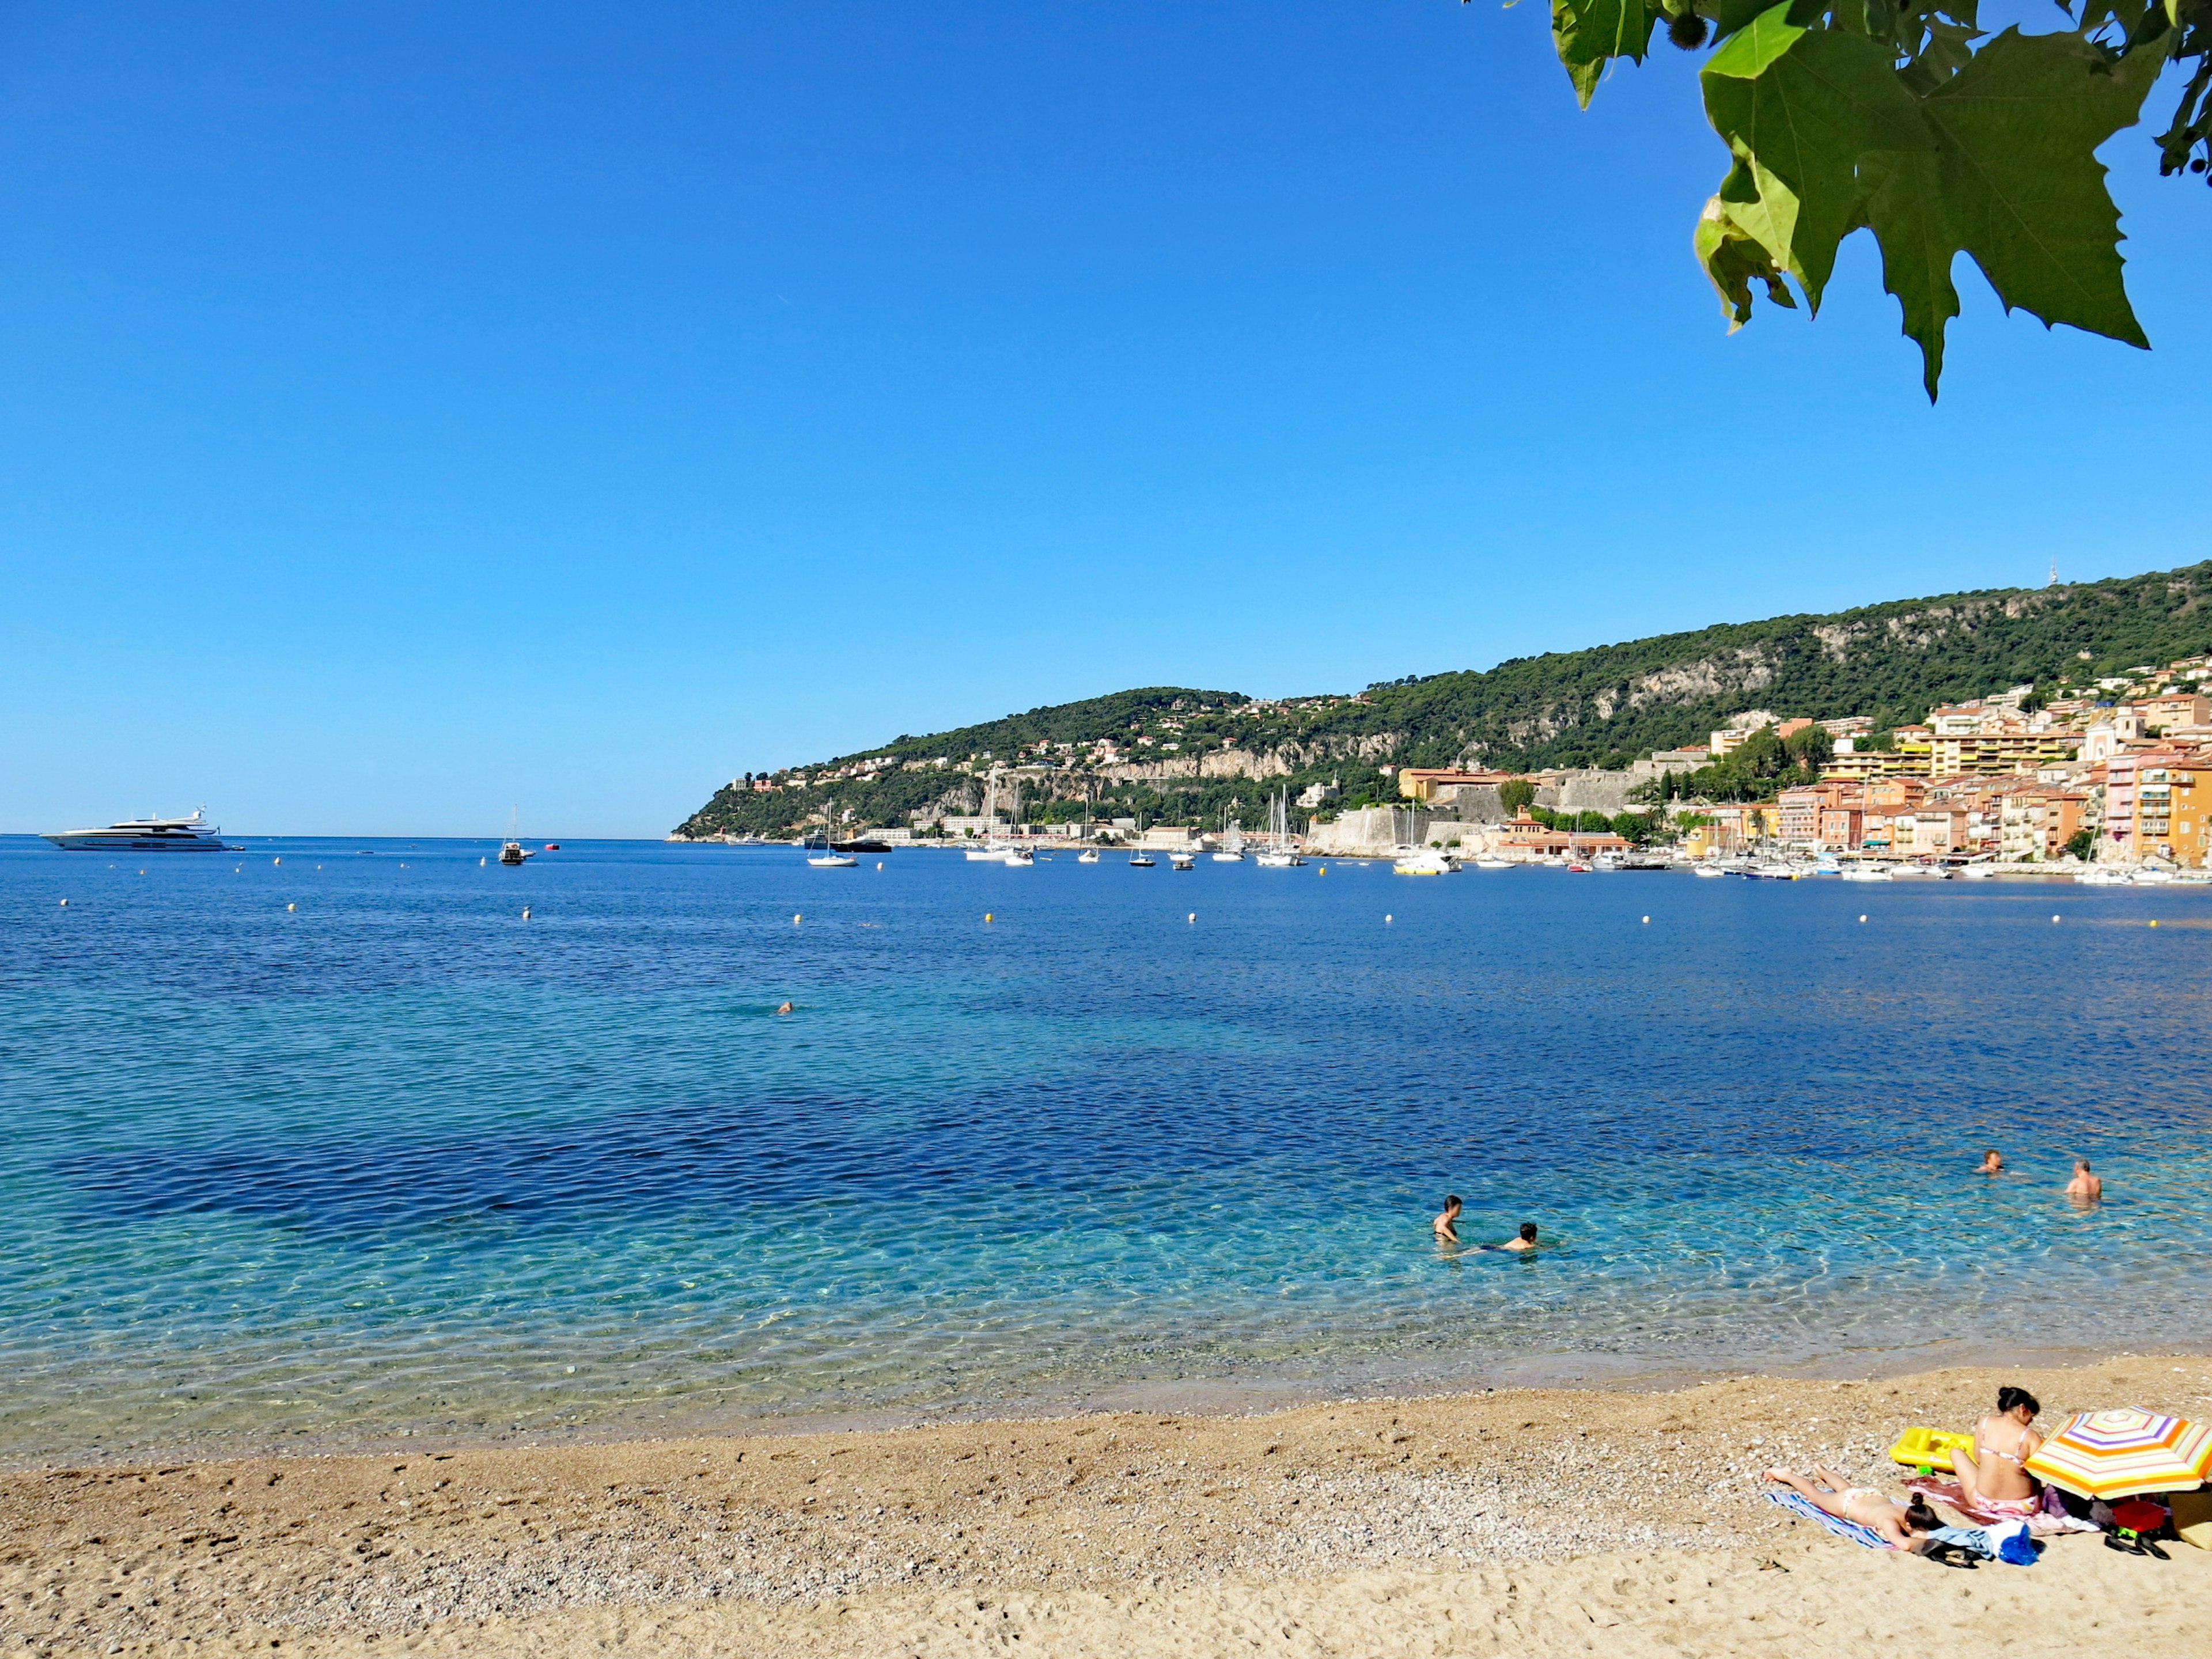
[4,3,2206,836]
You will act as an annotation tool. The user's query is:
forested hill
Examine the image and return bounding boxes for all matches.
[675,561,2212,838]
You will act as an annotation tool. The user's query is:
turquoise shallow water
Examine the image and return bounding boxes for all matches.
[3,836,2209,1464]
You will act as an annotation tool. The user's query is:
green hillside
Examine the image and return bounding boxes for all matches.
[675,561,2212,839]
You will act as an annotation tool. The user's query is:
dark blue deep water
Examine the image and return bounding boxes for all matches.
[3,836,2209,1463]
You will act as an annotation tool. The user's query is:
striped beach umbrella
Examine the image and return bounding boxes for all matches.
[2025,1408,2212,1500]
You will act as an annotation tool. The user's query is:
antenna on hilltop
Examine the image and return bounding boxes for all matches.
[2049,558,2059,588]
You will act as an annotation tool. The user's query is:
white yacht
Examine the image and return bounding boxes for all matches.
[1077,848,1101,863]
[999,847,1035,866]
[1474,856,1514,870]
[806,851,859,867]
[1392,849,1457,876]
[43,809,236,851]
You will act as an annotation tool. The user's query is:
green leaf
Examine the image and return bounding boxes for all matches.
[1921,29,2161,348]
[1552,0,1658,107]
[1855,149,1962,398]
[1702,10,1934,308]
[1696,194,1801,326]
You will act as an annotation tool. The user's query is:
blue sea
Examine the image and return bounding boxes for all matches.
[3,836,2209,1465]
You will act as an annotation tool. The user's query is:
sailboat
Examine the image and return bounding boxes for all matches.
[966,767,1008,860]
[1253,789,1304,866]
[1211,810,1246,862]
[499,807,533,865]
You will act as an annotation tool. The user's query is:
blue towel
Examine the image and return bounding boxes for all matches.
[1764,1488,1894,1550]
[1930,1521,2037,1565]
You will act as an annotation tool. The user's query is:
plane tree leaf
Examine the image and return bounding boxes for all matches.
[1542,0,2206,395]
[1920,30,2161,347]
[1552,0,1659,107]
[1700,9,1934,309]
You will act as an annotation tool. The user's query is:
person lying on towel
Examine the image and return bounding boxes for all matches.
[1765,1466,1944,1550]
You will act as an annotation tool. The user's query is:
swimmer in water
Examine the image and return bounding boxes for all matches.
[1433,1195,1463,1243]
[1490,1222,1540,1252]
[2065,1158,2101,1202]
[775,1000,794,1015]
[1978,1148,2005,1175]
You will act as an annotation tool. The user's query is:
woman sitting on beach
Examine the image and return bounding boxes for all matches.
[1950,1387,2043,1510]
[1763,1466,1943,1550]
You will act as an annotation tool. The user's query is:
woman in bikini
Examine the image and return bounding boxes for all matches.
[1763,1466,1942,1550]
[1951,1385,2043,1509]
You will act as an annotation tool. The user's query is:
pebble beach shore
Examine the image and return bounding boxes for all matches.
[6,1356,2210,1656]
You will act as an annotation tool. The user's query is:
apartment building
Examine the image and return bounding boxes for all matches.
[1997,789,2090,862]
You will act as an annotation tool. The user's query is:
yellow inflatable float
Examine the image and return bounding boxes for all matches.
[1888,1426,1974,1475]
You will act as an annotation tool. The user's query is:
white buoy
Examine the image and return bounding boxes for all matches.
[286,902,297,912]
[1641,915,1649,924]
[273,857,281,865]
[876,861,884,870]
[1187,912,1196,923]
[2053,915,2062,923]
[793,913,802,924]
[480,857,487,866]
[1859,914,1868,923]
[522,906,532,920]
[58,899,67,907]
[1385,914,1393,924]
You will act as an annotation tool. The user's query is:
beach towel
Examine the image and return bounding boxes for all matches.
[1929,1521,2038,1565]
[1764,1488,1896,1550]
[1903,1476,2099,1536]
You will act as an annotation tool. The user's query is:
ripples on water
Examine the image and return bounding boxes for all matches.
[3,837,2209,1462]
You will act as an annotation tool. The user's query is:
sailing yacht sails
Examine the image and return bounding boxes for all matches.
[1253,789,1304,866]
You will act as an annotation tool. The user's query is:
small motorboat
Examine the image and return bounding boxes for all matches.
[543,842,560,851]
[1839,865,1892,881]
[1474,857,1513,870]
[1128,853,1157,868]
[1692,863,1728,877]
[1170,852,1196,870]
[499,840,532,865]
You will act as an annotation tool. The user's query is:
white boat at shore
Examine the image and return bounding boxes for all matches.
[1392,849,1456,876]
[43,809,237,852]
[1839,865,1892,882]
[1474,857,1513,870]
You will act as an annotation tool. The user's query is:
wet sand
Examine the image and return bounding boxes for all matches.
[5,1355,2209,1656]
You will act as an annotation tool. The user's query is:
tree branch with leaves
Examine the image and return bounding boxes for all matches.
[1540,0,2208,395]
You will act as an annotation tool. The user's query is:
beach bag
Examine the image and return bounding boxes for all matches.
[2170,1487,2212,1552]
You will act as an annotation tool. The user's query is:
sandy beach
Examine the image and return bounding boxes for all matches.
[6,1355,2210,1656]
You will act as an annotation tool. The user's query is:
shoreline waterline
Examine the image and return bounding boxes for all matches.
[9,1337,2208,1475]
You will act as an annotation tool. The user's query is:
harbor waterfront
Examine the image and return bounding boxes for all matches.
[3,835,2210,1467]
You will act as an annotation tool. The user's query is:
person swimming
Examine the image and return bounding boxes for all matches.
[775,1000,795,1015]
[2065,1158,2102,1202]
[1493,1222,1540,1252]
[1433,1195,1463,1243]
[1978,1149,2005,1175]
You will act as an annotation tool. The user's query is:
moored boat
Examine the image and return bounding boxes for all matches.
[42,809,236,852]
